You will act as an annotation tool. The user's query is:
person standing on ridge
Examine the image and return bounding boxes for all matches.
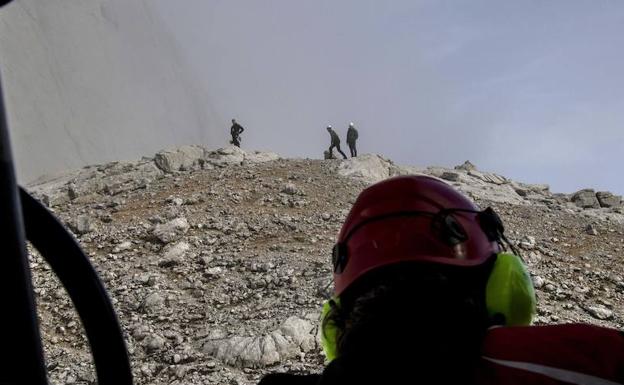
[326,125,347,159]
[259,175,624,385]
[346,122,359,157]
[230,118,245,147]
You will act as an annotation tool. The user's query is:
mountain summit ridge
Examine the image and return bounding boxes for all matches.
[24,145,624,384]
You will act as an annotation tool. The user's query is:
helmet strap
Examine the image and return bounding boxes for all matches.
[332,242,349,273]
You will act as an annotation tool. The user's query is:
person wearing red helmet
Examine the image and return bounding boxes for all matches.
[259,175,624,385]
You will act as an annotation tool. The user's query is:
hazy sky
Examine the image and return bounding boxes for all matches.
[153,0,624,195]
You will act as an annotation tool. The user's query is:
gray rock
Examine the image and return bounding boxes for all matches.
[279,316,315,352]
[440,172,460,182]
[167,197,184,206]
[70,215,94,235]
[143,334,166,352]
[585,224,598,236]
[532,275,545,289]
[160,241,190,265]
[519,236,536,250]
[65,374,76,385]
[468,170,508,185]
[544,283,556,292]
[552,193,570,203]
[113,241,133,253]
[281,183,298,195]
[205,267,223,278]
[239,338,263,367]
[154,145,205,173]
[520,182,550,194]
[258,335,280,366]
[454,160,477,171]
[153,217,190,243]
[205,146,246,167]
[202,317,316,368]
[586,306,613,320]
[513,182,550,197]
[42,189,71,207]
[207,329,227,340]
[596,191,622,208]
[270,330,297,358]
[571,189,600,209]
[100,213,113,223]
[420,166,524,205]
[27,171,85,203]
[337,154,397,184]
[142,292,165,311]
[202,336,248,366]
[132,324,150,341]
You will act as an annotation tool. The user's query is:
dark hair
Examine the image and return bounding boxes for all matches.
[324,262,493,383]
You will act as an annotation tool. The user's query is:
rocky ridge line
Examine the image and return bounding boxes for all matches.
[24,146,623,385]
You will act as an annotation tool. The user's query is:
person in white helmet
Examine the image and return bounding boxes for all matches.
[326,125,347,159]
[346,122,359,157]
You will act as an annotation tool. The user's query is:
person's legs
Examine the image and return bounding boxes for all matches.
[349,143,356,157]
[329,144,336,158]
[336,144,348,159]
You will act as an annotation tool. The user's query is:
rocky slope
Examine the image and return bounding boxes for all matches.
[26,146,624,385]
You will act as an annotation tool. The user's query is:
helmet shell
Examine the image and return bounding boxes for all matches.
[334,175,499,296]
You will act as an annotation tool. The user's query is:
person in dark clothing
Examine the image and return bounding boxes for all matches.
[259,176,624,385]
[326,125,347,159]
[230,118,244,147]
[346,122,358,157]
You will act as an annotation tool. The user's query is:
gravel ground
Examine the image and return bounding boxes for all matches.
[25,149,623,385]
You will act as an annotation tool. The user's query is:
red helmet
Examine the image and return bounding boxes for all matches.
[333,175,500,296]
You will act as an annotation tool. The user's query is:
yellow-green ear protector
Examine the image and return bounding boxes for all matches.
[485,252,536,326]
[320,297,341,362]
[319,252,536,362]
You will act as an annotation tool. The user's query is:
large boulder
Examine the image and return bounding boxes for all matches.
[596,191,622,208]
[41,188,71,207]
[571,189,600,209]
[426,166,523,205]
[204,146,246,167]
[201,316,316,368]
[28,159,164,204]
[154,145,205,173]
[27,169,81,207]
[467,170,509,185]
[511,181,551,199]
[337,154,404,184]
[100,160,163,196]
